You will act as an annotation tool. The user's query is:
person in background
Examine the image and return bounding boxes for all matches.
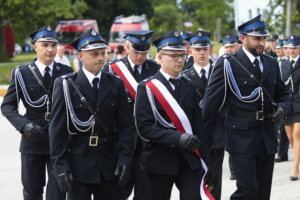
[54,44,71,66]
[283,35,300,181]
[265,34,278,58]
[105,47,115,63]
[275,39,290,163]
[116,45,128,59]
[73,56,83,72]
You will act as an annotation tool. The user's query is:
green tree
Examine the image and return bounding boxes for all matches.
[179,0,234,37]
[0,0,87,61]
[83,0,154,39]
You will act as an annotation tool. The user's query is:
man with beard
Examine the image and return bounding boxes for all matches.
[202,15,290,200]
[1,25,73,200]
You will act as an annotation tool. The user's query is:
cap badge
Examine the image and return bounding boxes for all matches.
[91,29,97,36]
[291,36,294,40]
[141,36,146,41]
[198,32,202,37]
[226,35,230,38]
[47,25,51,31]
[174,31,179,37]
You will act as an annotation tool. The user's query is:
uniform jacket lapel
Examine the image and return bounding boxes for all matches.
[29,60,44,83]
[292,58,300,72]
[122,55,134,75]
[261,56,271,82]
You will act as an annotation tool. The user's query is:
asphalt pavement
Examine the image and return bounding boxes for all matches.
[0,97,299,200]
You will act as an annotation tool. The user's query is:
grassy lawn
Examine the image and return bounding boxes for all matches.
[11,52,36,62]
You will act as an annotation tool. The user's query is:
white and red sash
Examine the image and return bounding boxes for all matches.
[145,79,215,200]
[110,61,138,99]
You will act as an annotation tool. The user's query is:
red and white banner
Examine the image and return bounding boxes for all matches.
[110,61,138,99]
[146,79,215,200]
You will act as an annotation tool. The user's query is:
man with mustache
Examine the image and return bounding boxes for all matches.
[1,25,73,200]
[202,15,290,200]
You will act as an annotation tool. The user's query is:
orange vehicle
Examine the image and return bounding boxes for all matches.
[109,14,149,50]
[55,20,99,54]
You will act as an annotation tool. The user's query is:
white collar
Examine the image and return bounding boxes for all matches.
[242,47,262,64]
[127,55,141,71]
[193,63,210,78]
[160,69,181,90]
[82,67,102,88]
[35,59,54,76]
[290,55,299,64]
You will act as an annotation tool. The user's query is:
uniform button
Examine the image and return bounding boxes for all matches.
[97,108,100,111]
[244,81,247,84]
[171,145,175,148]
[111,103,115,106]
[67,149,71,152]
[232,125,236,128]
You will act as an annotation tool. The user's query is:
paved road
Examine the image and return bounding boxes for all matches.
[0,97,299,199]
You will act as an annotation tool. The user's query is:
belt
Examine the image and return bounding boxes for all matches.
[71,134,118,146]
[228,109,273,120]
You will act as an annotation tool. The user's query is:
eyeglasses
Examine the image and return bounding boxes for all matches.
[160,53,187,61]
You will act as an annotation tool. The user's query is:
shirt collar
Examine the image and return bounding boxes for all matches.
[242,47,262,64]
[35,59,54,76]
[290,55,299,64]
[127,55,141,70]
[193,63,210,78]
[82,67,102,87]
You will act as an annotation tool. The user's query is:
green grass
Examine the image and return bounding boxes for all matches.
[11,52,36,62]
[0,64,15,84]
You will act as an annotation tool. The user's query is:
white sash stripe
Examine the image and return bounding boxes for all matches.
[113,61,138,93]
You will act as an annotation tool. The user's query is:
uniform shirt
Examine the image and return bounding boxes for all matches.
[242,47,263,72]
[82,67,102,88]
[193,63,210,79]
[35,59,54,77]
[128,55,142,73]
[159,69,181,90]
[54,55,71,67]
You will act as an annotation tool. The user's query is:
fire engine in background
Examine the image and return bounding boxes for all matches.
[55,20,99,54]
[109,14,149,50]
[4,22,15,58]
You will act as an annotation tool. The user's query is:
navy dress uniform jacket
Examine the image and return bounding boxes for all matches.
[1,60,73,154]
[103,55,160,147]
[280,59,300,115]
[49,69,134,184]
[135,71,210,175]
[202,48,290,155]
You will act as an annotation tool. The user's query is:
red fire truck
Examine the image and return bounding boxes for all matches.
[109,14,149,50]
[55,20,99,54]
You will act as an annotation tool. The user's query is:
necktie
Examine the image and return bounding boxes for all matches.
[133,65,140,82]
[92,77,99,94]
[253,58,262,81]
[291,60,295,68]
[200,69,207,86]
[169,78,179,100]
[44,66,51,88]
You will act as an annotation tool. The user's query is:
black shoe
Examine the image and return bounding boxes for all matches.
[275,155,288,163]
[229,174,236,180]
[290,176,298,181]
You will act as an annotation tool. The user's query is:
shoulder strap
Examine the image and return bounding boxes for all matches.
[66,78,109,136]
[28,64,50,96]
[230,56,277,107]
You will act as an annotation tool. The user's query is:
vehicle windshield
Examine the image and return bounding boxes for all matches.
[109,31,128,43]
[57,32,84,44]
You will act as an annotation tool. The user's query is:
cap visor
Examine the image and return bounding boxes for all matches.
[36,37,58,43]
[160,45,186,51]
[80,43,108,51]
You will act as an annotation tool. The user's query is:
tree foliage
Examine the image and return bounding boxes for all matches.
[0,0,87,43]
[83,0,154,39]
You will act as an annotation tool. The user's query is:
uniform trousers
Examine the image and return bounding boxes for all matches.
[209,148,225,200]
[21,154,65,200]
[230,153,275,200]
[68,179,121,200]
[120,145,149,200]
[145,155,202,200]
[277,127,289,159]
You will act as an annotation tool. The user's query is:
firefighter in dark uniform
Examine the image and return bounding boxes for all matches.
[182,30,222,200]
[181,31,193,70]
[103,30,160,200]
[135,30,211,200]
[275,39,290,163]
[219,34,240,181]
[49,29,134,199]
[265,34,278,58]
[202,15,290,200]
[281,35,300,181]
[1,25,73,200]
